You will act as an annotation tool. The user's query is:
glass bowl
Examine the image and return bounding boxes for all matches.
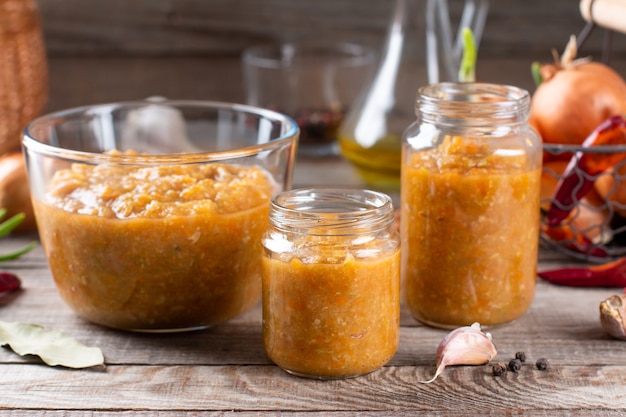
[23,99,298,332]
[541,142,626,263]
[242,41,376,157]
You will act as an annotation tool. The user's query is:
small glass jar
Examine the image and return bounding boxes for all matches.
[401,82,542,329]
[262,188,400,379]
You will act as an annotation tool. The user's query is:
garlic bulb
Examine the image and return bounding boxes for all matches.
[422,322,497,383]
[121,97,199,154]
[600,294,626,340]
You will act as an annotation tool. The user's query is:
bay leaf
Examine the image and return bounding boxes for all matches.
[0,320,105,369]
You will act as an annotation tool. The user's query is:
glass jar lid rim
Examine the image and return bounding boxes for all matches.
[271,187,392,212]
[269,187,396,234]
[418,82,530,103]
[416,82,530,120]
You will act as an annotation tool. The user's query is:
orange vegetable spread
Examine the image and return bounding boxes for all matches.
[401,136,540,327]
[263,247,400,378]
[35,156,276,331]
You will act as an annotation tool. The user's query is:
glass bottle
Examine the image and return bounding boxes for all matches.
[262,188,400,379]
[338,0,488,190]
[338,0,418,190]
[401,82,542,329]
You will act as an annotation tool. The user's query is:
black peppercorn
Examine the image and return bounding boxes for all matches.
[508,358,522,372]
[515,351,526,362]
[492,362,507,376]
[536,358,549,371]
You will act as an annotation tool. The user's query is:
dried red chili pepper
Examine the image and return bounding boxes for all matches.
[0,272,21,293]
[546,115,626,227]
[538,257,626,287]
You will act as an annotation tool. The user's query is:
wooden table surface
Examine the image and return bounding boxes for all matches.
[1,156,626,416]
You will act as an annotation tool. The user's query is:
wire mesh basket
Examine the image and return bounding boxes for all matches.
[540,142,626,263]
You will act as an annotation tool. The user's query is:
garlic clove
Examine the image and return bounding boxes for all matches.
[600,294,626,340]
[422,322,497,383]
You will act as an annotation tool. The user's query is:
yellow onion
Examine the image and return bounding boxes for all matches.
[530,36,626,146]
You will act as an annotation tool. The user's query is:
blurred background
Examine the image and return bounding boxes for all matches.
[37,0,626,112]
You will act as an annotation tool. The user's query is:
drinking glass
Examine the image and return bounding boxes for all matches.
[243,41,376,157]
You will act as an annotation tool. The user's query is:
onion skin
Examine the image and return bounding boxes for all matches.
[0,153,36,232]
[595,164,626,218]
[540,160,568,210]
[530,62,626,146]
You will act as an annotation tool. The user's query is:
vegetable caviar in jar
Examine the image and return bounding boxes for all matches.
[401,82,542,329]
[262,188,400,379]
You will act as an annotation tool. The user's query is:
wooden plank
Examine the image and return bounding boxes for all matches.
[1,363,626,411]
[37,0,388,56]
[45,56,246,113]
[0,271,622,367]
[3,412,626,417]
[36,0,625,58]
[44,54,626,117]
[0,411,621,417]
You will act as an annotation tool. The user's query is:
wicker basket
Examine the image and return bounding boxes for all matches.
[541,142,626,263]
[0,0,48,155]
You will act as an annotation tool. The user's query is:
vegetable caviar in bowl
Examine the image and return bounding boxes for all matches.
[23,100,298,332]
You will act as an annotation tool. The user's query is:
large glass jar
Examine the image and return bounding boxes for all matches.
[401,82,542,329]
[262,188,400,379]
